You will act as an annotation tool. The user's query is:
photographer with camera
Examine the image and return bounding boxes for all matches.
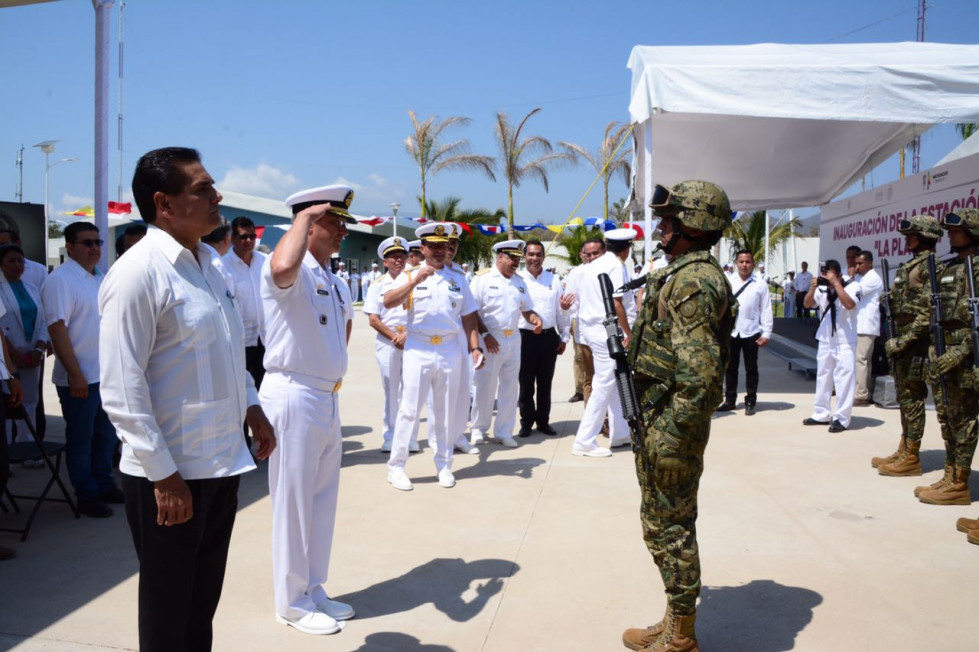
[802,259,861,432]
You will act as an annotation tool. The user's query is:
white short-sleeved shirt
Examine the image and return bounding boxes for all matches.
[814,282,861,345]
[41,257,103,386]
[99,228,257,482]
[363,271,408,334]
[261,251,349,382]
[854,268,883,336]
[518,268,569,340]
[23,259,47,292]
[575,252,628,329]
[471,267,534,333]
[223,249,267,346]
[394,265,476,337]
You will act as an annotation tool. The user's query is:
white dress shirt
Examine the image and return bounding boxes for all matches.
[793,270,813,293]
[262,251,349,384]
[363,271,408,334]
[854,268,883,336]
[99,228,257,482]
[223,248,267,346]
[518,268,568,339]
[729,272,773,339]
[23,258,47,291]
[471,267,535,333]
[575,251,628,328]
[41,257,103,386]
[814,282,861,344]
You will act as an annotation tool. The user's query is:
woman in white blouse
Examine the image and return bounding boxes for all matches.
[0,244,49,443]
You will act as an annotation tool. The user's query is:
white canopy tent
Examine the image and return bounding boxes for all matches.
[627,43,979,258]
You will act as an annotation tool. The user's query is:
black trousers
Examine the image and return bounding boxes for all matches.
[725,333,761,406]
[122,474,240,652]
[795,291,810,318]
[518,328,560,429]
[242,341,266,445]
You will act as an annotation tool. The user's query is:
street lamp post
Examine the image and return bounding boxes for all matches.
[33,140,76,269]
[390,202,400,237]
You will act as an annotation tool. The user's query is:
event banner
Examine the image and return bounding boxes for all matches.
[820,150,979,272]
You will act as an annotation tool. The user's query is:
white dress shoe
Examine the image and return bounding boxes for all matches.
[408,440,420,453]
[571,446,612,458]
[275,611,340,635]
[438,469,456,488]
[380,440,392,453]
[387,470,413,491]
[312,596,355,621]
[455,440,480,455]
[497,436,518,448]
[470,431,485,445]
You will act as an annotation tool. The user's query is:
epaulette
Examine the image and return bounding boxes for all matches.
[475,268,492,276]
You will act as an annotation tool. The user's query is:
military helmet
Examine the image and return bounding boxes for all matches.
[650,180,732,232]
[897,214,942,240]
[942,208,979,238]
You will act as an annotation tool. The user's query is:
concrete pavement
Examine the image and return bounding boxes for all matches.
[1,311,977,651]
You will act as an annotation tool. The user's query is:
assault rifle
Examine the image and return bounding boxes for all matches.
[926,254,950,410]
[965,255,979,369]
[880,258,900,388]
[599,273,643,445]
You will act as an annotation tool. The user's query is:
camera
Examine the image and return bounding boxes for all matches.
[817,276,831,287]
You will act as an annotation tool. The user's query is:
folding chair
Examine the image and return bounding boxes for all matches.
[0,405,79,542]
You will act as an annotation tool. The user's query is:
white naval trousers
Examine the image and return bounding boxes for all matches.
[261,371,342,620]
[374,337,403,445]
[573,323,630,449]
[470,330,520,439]
[428,332,473,450]
[389,334,462,474]
[811,336,856,427]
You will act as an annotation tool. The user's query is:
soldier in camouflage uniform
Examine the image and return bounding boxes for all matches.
[915,209,979,509]
[622,181,735,652]
[872,215,941,476]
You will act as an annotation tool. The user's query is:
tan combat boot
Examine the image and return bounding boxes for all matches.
[879,441,922,477]
[955,515,979,533]
[914,464,953,498]
[641,609,698,652]
[872,437,905,469]
[919,467,972,505]
[622,608,668,650]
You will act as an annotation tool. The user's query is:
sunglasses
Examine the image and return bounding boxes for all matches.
[236,233,257,240]
[76,238,104,247]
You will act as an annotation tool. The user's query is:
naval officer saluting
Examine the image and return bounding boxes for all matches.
[469,239,542,448]
[383,222,484,490]
[260,185,356,635]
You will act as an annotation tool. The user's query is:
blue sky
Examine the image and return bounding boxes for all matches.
[1,0,975,224]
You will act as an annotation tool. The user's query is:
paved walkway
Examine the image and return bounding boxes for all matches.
[1,312,976,651]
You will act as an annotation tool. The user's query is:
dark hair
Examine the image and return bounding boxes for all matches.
[132,147,201,223]
[231,216,255,233]
[606,238,632,254]
[124,223,148,238]
[583,238,606,251]
[735,249,754,260]
[858,250,874,263]
[0,243,24,264]
[525,238,544,253]
[202,221,232,245]
[0,228,19,242]
[822,259,842,274]
[64,221,99,244]
[845,245,861,256]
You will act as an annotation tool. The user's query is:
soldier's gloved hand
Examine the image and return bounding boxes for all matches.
[654,452,689,488]
[884,338,901,357]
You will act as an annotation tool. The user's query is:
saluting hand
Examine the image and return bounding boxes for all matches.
[246,405,276,461]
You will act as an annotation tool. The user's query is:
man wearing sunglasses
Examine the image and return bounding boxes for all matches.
[916,209,979,516]
[873,215,941,478]
[42,222,121,519]
[623,180,735,652]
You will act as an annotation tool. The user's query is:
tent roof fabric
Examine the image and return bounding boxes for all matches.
[627,42,979,211]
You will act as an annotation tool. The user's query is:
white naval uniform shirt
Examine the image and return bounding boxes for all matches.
[518,268,568,340]
[470,267,534,333]
[363,271,409,337]
[98,228,258,482]
[814,283,861,345]
[575,251,628,329]
[729,273,774,339]
[223,248,267,346]
[398,265,477,336]
[262,251,349,384]
[41,257,103,386]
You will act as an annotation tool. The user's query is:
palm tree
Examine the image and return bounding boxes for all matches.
[494,108,579,232]
[422,196,506,269]
[404,110,496,220]
[956,123,978,141]
[553,226,606,266]
[725,210,801,263]
[563,121,633,221]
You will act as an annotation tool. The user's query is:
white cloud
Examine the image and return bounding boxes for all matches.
[60,192,94,211]
[328,174,405,214]
[218,163,301,198]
